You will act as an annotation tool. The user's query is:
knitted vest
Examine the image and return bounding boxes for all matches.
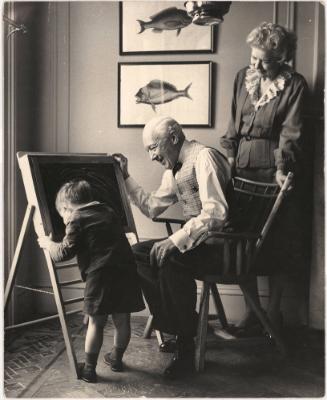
[175,141,206,220]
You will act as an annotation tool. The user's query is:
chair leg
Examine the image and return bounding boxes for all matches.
[195,281,210,372]
[143,314,165,345]
[239,282,287,356]
[210,283,229,330]
[155,330,165,346]
[143,314,154,339]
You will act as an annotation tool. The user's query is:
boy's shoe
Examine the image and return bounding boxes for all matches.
[78,363,97,383]
[103,352,124,372]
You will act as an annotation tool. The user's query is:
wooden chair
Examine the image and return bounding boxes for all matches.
[144,172,294,370]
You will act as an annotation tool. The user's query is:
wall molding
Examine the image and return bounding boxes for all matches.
[312,2,320,94]
[48,2,58,152]
[4,2,18,324]
[56,2,71,152]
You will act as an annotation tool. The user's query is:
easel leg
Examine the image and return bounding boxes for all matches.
[44,251,80,378]
[4,203,80,378]
[4,204,35,312]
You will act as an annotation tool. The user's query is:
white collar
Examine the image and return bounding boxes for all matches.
[75,201,100,210]
[245,65,293,110]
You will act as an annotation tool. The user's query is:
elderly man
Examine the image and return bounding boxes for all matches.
[113,116,232,378]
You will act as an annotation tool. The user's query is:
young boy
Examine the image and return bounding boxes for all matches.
[38,180,144,383]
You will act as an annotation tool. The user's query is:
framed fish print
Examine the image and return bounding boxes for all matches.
[118,61,213,128]
[119,2,215,55]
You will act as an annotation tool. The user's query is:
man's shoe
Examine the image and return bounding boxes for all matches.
[159,338,176,353]
[103,352,124,372]
[163,353,195,379]
[78,363,97,383]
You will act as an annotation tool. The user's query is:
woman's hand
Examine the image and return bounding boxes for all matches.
[276,170,293,190]
[112,153,130,180]
[227,157,236,175]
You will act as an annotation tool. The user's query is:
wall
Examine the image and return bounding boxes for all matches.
[5,1,324,327]
[65,1,325,326]
[4,2,56,324]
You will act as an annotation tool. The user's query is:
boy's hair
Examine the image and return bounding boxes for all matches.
[55,180,94,212]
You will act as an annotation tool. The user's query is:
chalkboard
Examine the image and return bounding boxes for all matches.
[17,153,137,241]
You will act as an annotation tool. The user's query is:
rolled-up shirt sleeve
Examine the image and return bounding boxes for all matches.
[125,171,178,219]
[48,217,80,262]
[170,149,230,253]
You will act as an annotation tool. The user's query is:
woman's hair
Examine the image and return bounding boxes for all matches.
[55,180,93,212]
[246,22,297,62]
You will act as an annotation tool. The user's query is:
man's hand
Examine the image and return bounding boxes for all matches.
[150,238,178,268]
[37,234,53,250]
[275,170,293,191]
[112,153,130,180]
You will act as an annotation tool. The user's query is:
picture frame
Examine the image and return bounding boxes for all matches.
[118,61,213,128]
[119,2,215,55]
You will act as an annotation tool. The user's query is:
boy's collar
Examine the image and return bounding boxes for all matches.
[74,201,101,210]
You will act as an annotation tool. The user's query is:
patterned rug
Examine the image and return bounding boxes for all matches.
[4,314,148,398]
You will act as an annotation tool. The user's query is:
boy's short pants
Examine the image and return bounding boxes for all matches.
[83,266,145,316]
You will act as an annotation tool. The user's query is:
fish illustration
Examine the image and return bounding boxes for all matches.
[137,7,192,36]
[135,80,192,112]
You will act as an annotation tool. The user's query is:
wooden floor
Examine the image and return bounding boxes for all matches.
[4,315,325,398]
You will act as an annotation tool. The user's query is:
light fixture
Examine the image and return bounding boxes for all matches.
[184,1,232,26]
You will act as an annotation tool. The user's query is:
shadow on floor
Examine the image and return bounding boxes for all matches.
[4,315,325,398]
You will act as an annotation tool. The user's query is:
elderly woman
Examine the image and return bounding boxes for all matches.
[220,22,311,336]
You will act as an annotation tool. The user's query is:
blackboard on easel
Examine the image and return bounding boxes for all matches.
[17,152,137,241]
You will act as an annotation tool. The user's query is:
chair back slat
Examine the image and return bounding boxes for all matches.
[232,177,281,235]
[231,173,293,268]
[223,241,231,274]
[245,240,254,273]
[236,240,243,275]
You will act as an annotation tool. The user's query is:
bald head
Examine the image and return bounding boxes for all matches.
[142,116,184,146]
[142,116,185,170]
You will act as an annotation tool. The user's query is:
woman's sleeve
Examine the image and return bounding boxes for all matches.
[220,71,242,157]
[274,76,308,173]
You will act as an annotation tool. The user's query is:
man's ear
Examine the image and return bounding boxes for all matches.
[171,133,179,145]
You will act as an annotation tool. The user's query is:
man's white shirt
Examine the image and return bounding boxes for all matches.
[125,147,229,253]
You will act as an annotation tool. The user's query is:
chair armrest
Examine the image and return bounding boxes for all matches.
[207,231,261,240]
[152,217,185,225]
[152,217,185,236]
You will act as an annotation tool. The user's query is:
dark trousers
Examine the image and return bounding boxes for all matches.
[133,239,223,338]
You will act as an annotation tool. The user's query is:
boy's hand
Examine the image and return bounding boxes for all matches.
[37,234,53,250]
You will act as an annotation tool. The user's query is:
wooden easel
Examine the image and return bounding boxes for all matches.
[4,203,81,378]
[5,151,139,379]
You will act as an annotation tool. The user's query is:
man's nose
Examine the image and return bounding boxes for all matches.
[149,149,157,161]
